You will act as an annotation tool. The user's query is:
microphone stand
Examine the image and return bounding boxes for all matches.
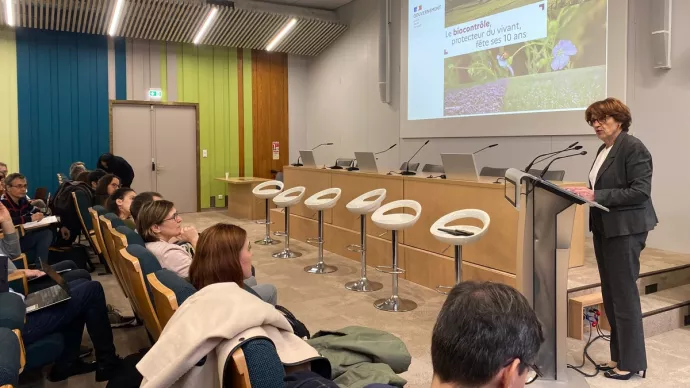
[401,141,429,176]
[539,151,587,179]
[351,144,396,172]
[524,142,580,172]
[292,143,333,167]
[473,143,498,154]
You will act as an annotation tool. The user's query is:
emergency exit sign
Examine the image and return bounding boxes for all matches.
[148,88,162,101]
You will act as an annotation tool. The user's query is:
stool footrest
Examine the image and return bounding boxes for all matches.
[255,220,273,225]
[435,285,452,295]
[306,237,322,244]
[273,231,287,237]
[375,265,405,275]
[346,244,363,253]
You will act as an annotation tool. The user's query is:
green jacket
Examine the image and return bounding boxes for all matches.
[307,326,411,388]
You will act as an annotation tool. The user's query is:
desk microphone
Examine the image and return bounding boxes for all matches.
[375,144,397,155]
[539,151,587,179]
[473,143,498,154]
[524,142,579,172]
[401,140,429,176]
[349,144,397,171]
[291,143,333,167]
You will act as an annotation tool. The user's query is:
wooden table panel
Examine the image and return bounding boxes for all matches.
[403,176,519,274]
[330,170,403,242]
[216,177,269,220]
[283,167,333,223]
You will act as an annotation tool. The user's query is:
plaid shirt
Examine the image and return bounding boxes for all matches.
[0,194,39,225]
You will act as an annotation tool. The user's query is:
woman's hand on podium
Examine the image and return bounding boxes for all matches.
[566,187,595,201]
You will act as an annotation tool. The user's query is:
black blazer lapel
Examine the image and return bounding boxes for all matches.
[594,131,626,188]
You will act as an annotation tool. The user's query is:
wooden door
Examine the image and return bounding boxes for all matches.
[252,51,289,179]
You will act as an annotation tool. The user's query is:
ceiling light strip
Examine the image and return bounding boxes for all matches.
[266,17,296,51]
[108,0,123,35]
[4,0,13,26]
[193,6,217,45]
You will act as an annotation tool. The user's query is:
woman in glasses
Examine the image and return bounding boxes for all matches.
[567,97,657,381]
[94,174,121,207]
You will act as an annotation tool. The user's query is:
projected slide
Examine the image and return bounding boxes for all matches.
[407,0,607,120]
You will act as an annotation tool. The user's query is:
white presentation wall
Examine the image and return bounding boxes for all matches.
[400,0,628,138]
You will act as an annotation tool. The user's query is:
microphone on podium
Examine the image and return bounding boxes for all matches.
[539,151,587,179]
[292,143,333,167]
[473,143,498,154]
[524,142,580,172]
[401,140,429,176]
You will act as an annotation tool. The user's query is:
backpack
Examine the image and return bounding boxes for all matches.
[49,181,93,217]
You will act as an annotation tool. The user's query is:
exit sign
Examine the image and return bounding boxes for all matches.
[148,88,163,101]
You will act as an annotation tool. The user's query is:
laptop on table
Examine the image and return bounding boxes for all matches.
[441,153,480,181]
[354,152,378,173]
[299,150,317,168]
[24,259,71,314]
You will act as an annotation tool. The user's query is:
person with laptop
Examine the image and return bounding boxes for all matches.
[1,201,123,382]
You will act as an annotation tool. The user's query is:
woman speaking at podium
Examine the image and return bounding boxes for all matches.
[568,98,658,381]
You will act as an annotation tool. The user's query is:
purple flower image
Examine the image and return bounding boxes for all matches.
[496,54,514,76]
[551,40,577,71]
[444,79,508,116]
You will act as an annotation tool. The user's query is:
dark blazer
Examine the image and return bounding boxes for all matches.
[589,131,658,238]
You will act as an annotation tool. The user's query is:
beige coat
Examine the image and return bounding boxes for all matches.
[137,282,323,388]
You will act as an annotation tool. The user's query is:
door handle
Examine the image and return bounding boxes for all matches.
[156,165,165,172]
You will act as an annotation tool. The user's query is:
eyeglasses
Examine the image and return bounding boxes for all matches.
[587,115,610,127]
[9,184,28,189]
[503,359,542,384]
[162,213,181,223]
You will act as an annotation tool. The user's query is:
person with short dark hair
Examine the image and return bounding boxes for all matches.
[129,191,163,222]
[431,282,544,388]
[106,187,137,229]
[1,173,53,266]
[75,170,90,184]
[567,98,656,380]
[87,169,107,191]
[97,153,134,188]
[69,162,87,181]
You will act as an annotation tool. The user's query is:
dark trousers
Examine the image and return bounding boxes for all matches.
[28,261,92,293]
[19,228,53,266]
[23,280,116,367]
[592,231,648,372]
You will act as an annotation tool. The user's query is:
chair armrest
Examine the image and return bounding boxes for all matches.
[15,225,25,237]
[7,272,28,296]
[0,293,26,331]
[13,329,25,373]
[11,254,27,270]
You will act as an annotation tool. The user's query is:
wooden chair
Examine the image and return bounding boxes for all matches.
[89,208,115,275]
[71,192,101,255]
[146,273,179,329]
[7,255,29,295]
[119,247,163,341]
[98,216,127,295]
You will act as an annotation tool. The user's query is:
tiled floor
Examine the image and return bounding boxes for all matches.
[21,210,690,388]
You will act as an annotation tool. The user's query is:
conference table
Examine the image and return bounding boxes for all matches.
[215,177,270,220]
[269,166,585,291]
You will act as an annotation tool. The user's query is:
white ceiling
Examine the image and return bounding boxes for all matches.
[259,0,354,10]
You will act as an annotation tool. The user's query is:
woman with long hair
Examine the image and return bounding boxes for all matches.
[190,223,277,305]
[94,174,120,206]
[106,187,137,229]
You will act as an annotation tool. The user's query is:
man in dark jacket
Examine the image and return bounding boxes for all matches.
[97,153,135,188]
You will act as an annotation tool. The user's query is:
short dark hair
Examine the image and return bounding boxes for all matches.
[431,282,544,387]
[4,173,25,188]
[585,97,632,132]
[87,169,107,186]
[106,187,136,216]
[76,171,90,183]
[130,192,163,221]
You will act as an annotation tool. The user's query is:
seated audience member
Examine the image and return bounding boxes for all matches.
[69,162,87,181]
[129,191,163,222]
[106,187,137,229]
[88,169,108,191]
[190,223,278,305]
[137,200,198,277]
[75,170,90,184]
[1,201,122,382]
[1,173,53,266]
[0,161,7,176]
[97,153,135,188]
[0,171,5,196]
[431,282,544,388]
[94,174,120,207]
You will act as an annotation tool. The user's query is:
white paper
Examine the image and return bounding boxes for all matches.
[23,215,59,230]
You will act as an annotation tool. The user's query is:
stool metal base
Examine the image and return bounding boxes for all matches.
[304,262,337,274]
[374,296,417,312]
[272,248,302,259]
[255,236,281,245]
[345,278,383,292]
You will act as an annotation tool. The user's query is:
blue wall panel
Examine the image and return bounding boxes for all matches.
[114,38,127,100]
[16,29,109,194]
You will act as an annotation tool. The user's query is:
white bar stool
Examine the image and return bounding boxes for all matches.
[304,188,342,274]
[344,189,387,292]
[272,186,306,259]
[372,200,422,312]
[252,180,284,245]
[430,209,490,293]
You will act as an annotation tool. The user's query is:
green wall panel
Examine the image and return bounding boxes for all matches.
[177,44,249,209]
[0,30,19,173]
[243,48,253,177]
